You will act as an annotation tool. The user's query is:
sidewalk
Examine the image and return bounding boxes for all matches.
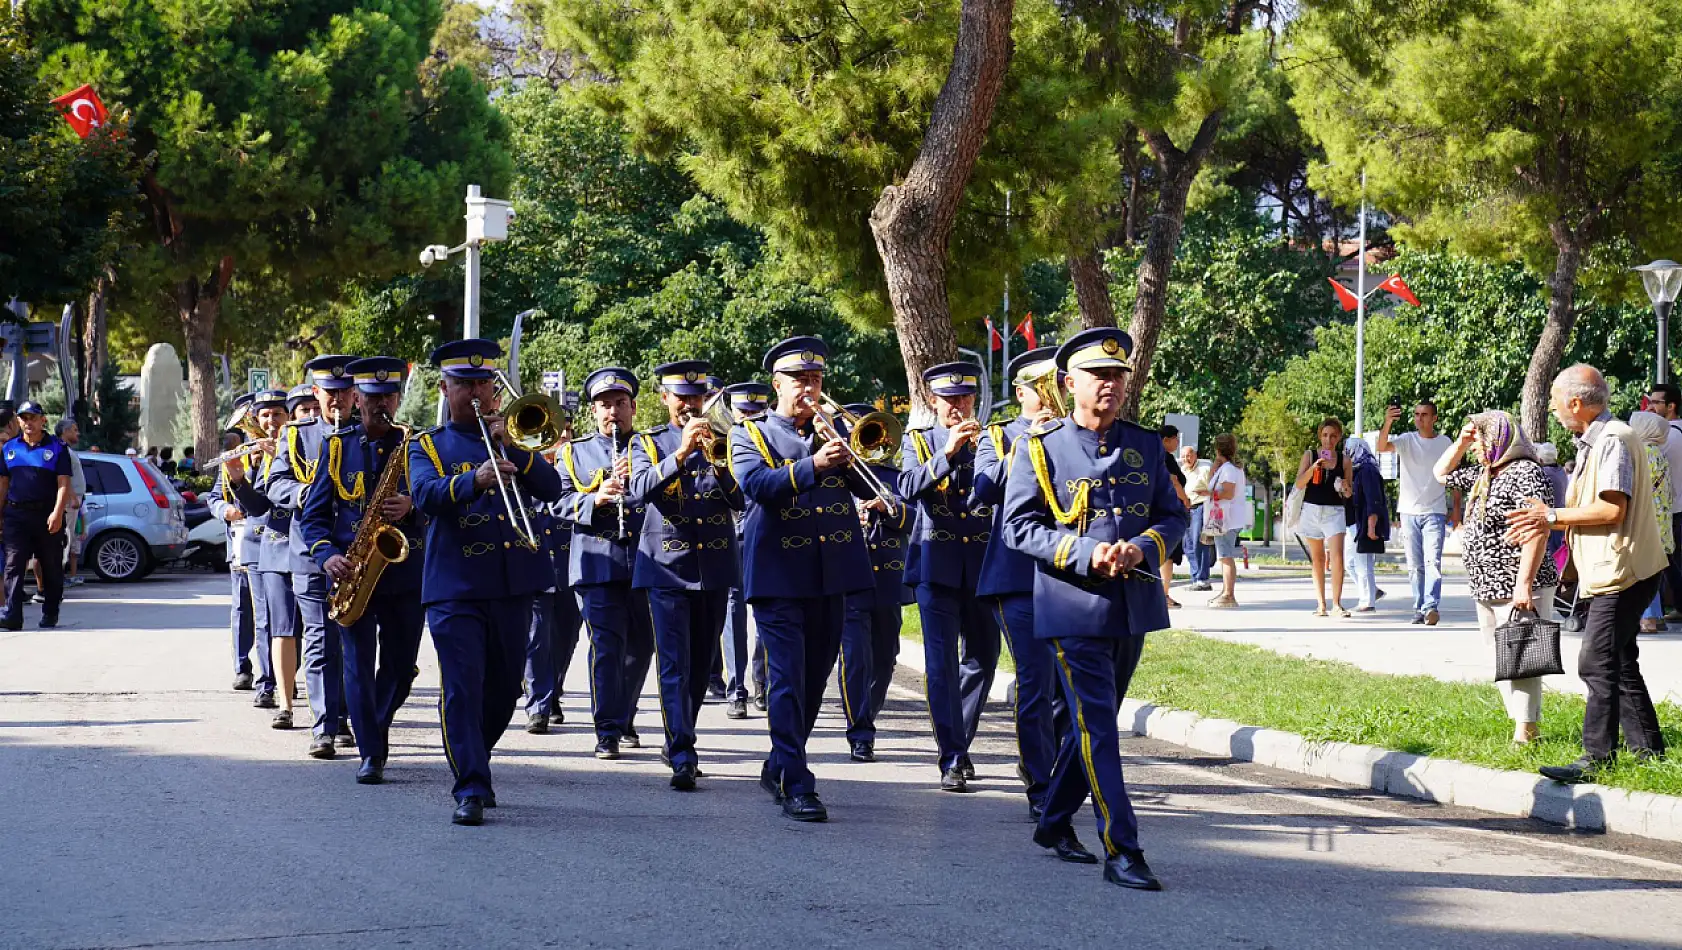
[1168,570,1682,707]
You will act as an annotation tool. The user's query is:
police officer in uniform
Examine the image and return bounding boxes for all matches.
[836,401,909,763]
[299,357,426,785]
[409,339,564,825]
[973,347,1066,819]
[630,359,745,789]
[719,382,771,720]
[555,367,652,759]
[207,393,273,696]
[0,402,73,629]
[731,336,875,822]
[524,475,581,734]
[900,362,1000,792]
[226,390,300,727]
[1002,327,1186,890]
[267,356,361,759]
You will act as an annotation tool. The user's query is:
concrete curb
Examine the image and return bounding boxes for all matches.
[895,634,1682,844]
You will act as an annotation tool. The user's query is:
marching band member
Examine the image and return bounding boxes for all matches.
[1002,327,1186,890]
[208,393,272,697]
[298,357,426,786]
[731,336,874,822]
[973,347,1065,820]
[408,339,564,825]
[900,361,1000,792]
[629,360,744,789]
[524,468,581,735]
[555,367,651,760]
[225,390,298,728]
[718,382,771,720]
[836,401,909,764]
[267,357,361,759]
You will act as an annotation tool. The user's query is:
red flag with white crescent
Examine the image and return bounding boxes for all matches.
[51,85,109,139]
[1015,313,1038,350]
[986,318,1003,352]
[1327,278,1360,312]
[1378,274,1421,306]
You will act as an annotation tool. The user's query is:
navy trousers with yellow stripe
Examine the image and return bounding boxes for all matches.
[752,595,844,797]
[992,593,1067,809]
[577,583,654,742]
[341,592,424,767]
[1039,635,1146,858]
[428,597,532,803]
[915,583,1000,773]
[839,591,901,744]
[646,587,726,770]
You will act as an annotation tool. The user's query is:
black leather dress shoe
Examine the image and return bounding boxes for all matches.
[308,737,336,759]
[753,694,768,712]
[452,797,485,826]
[232,672,254,691]
[595,737,621,760]
[270,709,293,729]
[940,768,969,793]
[526,713,549,735]
[622,732,641,749]
[550,707,565,725]
[671,763,698,791]
[849,741,876,763]
[707,684,727,701]
[958,756,976,781]
[1028,801,1045,822]
[1033,826,1098,864]
[726,699,748,720]
[1,617,21,632]
[782,792,827,822]
[254,690,277,709]
[759,767,785,802]
[484,793,497,808]
[38,613,57,629]
[1104,850,1163,890]
[1539,755,1613,784]
[355,760,384,785]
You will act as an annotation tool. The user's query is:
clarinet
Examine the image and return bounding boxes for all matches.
[611,421,627,539]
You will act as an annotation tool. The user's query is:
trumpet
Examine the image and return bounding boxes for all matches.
[679,393,737,472]
[473,370,566,551]
[802,393,902,512]
[1021,363,1068,419]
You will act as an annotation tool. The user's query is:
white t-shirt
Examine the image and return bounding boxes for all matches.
[1664,422,1682,514]
[1389,431,1452,515]
[1209,461,1251,532]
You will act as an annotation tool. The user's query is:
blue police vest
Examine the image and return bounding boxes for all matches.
[555,431,646,586]
[1001,418,1187,640]
[628,423,744,591]
[973,417,1035,597]
[407,421,564,604]
[297,424,425,595]
[0,434,69,508]
[729,411,872,601]
[899,423,989,590]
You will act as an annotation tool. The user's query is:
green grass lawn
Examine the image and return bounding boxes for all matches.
[900,607,1682,796]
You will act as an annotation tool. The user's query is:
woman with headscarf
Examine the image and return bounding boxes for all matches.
[1433,410,1559,744]
[1343,438,1389,614]
[1629,412,1675,633]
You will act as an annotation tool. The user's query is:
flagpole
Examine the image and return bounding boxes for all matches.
[1001,190,1012,402]
[1354,169,1367,438]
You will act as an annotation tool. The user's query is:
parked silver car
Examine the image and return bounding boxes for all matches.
[77,452,188,582]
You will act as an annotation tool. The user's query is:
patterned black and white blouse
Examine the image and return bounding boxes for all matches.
[1445,459,1559,602]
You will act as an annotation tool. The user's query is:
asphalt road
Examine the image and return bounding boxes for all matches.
[2,574,1681,950]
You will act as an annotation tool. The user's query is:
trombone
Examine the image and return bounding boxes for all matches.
[801,393,903,513]
[472,370,567,552]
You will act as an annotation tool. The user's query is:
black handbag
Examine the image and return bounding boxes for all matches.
[1355,533,1385,555]
[1494,607,1564,681]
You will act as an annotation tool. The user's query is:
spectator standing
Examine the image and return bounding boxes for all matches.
[1206,433,1249,608]
[1377,401,1455,626]
[1434,410,1559,743]
[1182,447,1213,591]
[1508,365,1668,783]
[1161,425,1188,608]
[158,446,177,476]
[1630,412,1675,633]
[178,446,196,475]
[1343,438,1389,613]
[1294,418,1353,617]
[54,419,86,588]
[1643,383,1682,621]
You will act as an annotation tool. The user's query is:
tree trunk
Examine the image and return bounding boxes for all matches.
[1068,246,1116,329]
[1520,227,1583,441]
[870,0,1016,409]
[1119,113,1224,421]
[82,266,112,413]
[177,256,235,465]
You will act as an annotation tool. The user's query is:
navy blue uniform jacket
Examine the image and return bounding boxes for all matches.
[899,423,989,590]
[972,417,1035,598]
[297,424,425,594]
[555,431,647,586]
[628,423,744,591]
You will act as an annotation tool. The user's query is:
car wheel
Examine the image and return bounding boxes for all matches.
[90,531,149,582]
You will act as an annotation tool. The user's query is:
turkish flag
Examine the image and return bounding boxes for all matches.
[1327,278,1360,312]
[986,318,1002,352]
[1016,313,1038,350]
[1379,274,1421,306]
[52,85,110,139]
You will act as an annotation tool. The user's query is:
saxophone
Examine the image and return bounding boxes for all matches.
[327,421,413,626]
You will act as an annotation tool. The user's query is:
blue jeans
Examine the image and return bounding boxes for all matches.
[1402,513,1446,616]
[1186,504,1212,584]
[1344,524,1378,608]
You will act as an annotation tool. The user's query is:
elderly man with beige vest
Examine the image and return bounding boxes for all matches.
[1507,364,1669,784]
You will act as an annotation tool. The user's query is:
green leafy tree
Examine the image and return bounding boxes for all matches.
[1292,0,1682,437]
[83,362,139,452]
[0,18,137,305]
[29,0,512,463]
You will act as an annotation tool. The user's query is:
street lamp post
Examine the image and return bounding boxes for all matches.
[1636,259,1682,385]
[418,184,513,341]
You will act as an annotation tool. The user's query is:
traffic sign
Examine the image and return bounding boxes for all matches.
[562,390,581,413]
[247,368,271,393]
[541,370,564,395]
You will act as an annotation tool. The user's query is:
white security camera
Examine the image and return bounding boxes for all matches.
[419,247,436,268]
